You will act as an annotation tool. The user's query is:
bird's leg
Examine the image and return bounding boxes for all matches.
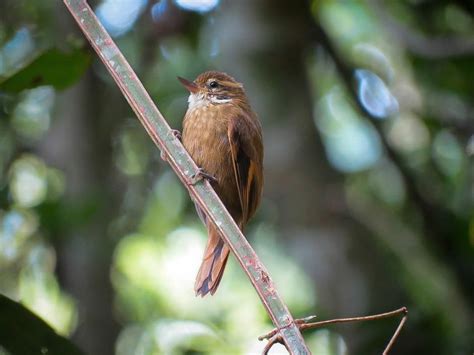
[188,168,218,185]
[259,307,407,355]
[165,128,216,185]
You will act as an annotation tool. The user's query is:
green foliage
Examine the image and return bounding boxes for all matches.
[0,24,81,353]
[116,320,224,355]
[0,48,91,92]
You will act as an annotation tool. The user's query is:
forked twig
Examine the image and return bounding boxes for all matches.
[259,307,408,355]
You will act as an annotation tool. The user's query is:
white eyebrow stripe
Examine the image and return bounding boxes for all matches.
[210,96,232,104]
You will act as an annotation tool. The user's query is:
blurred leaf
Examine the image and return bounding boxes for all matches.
[0,48,91,93]
[19,264,78,336]
[37,196,102,236]
[11,86,55,140]
[139,172,186,234]
[8,155,47,208]
[0,209,38,266]
[0,294,83,355]
[305,329,347,355]
[151,319,222,354]
[116,320,225,355]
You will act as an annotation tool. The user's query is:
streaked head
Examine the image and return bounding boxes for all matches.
[178,71,245,108]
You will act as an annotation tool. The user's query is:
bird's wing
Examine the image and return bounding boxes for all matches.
[227,113,264,224]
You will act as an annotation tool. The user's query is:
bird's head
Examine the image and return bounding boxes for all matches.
[178,71,245,109]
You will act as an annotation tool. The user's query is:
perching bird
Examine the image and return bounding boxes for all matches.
[179,71,264,297]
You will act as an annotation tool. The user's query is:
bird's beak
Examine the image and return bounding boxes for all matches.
[177,77,199,94]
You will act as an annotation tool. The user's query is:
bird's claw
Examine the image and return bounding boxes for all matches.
[171,129,182,140]
[188,168,218,185]
[161,130,182,162]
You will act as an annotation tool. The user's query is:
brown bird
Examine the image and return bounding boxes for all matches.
[179,71,264,297]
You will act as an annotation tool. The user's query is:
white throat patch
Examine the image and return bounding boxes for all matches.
[188,93,208,110]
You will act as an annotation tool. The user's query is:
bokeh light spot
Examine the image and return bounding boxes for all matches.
[432,130,464,178]
[115,126,150,176]
[12,86,55,140]
[306,329,347,355]
[353,43,394,82]
[368,160,406,207]
[96,0,148,37]
[0,27,35,75]
[9,155,48,208]
[174,0,219,13]
[139,172,186,233]
[151,0,169,22]
[0,209,38,264]
[315,89,382,173]
[388,114,430,153]
[355,69,399,119]
[466,135,474,156]
[152,319,219,353]
[19,269,77,335]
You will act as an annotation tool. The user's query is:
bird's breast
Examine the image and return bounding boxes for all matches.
[182,105,243,219]
[182,106,231,172]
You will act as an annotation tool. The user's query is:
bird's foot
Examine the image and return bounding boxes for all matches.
[171,129,182,140]
[161,129,182,161]
[188,168,218,186]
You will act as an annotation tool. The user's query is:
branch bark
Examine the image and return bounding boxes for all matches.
[63,0,310,353]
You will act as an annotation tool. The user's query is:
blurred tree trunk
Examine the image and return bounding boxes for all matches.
[39,73,122,355]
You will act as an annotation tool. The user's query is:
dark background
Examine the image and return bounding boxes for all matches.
[0,0,473,354]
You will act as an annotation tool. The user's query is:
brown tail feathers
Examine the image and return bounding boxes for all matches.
[194,225,230,297]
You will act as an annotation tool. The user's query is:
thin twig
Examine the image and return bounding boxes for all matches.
[300,306,408,354]
[383,310,408,355]
[262,334,283,355]
[63,1,310,354]
[258,315,317,341]
[299,307,407,330]
[260,307,408,354]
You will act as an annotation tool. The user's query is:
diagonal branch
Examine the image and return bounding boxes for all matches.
[63,0,310,353]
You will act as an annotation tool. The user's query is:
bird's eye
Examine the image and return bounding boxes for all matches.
[209,81,218,89]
